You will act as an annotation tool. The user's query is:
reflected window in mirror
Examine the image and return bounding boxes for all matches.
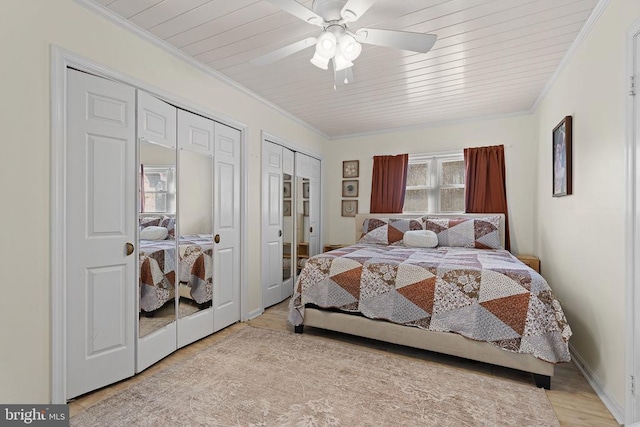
[141,165,176,214]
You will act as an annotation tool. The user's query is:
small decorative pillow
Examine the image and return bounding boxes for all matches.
[140,226,169,241]
[359,218,423,245]
[402,230,438,248]
[423,216,502,249]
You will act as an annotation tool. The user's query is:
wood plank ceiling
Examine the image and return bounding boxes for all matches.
[93,0,600,138]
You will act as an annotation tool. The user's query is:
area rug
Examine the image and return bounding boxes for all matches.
[71,327,559,426]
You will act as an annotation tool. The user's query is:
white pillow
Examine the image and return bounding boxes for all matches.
[140,226,168,241]
[403,230,438,248]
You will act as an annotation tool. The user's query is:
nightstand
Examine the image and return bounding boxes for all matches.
[323,244,346,253]
[516,255,540,273]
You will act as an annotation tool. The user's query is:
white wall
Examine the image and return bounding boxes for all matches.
[178,151,212,235]
[325,115,539,255]
[534,0,640,409]
[0,0,327,403]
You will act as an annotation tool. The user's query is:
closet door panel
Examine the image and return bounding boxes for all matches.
[262,142,283,308]
[281,147,295,300]
[137,132,178,373]
[137,91,176,148]
[66,69,136,399]
[213,123,241,331]
[282,148,294,176]
[309,157,321,257]
[177,109,214,155]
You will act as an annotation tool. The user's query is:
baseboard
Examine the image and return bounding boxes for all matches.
[569,343,624,425]
[246,308,264,321]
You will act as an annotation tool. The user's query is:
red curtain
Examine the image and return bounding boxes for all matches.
[464,145,510,251]
[370,154,409,213]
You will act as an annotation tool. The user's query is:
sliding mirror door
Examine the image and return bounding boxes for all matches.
[294,152,321,282]
[281,147,294,299]
[176,111,215,348]
[138,142,177,339]
[137,90,178,373]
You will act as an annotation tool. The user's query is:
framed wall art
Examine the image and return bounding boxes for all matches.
[552,115,572,197]
[342,180,359,197]
[302,181,310,199]
[342,160,359,178]
[303,200,309,216]
[341,200,358,217]
[283,181,291,198]
[283,200,291,216]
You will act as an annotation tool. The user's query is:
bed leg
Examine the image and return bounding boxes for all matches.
[534,374,550,390]
[294,325,304,334]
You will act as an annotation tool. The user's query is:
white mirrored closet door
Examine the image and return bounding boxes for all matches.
[176,110,215,348]
[136,90,179,373]
[295,152,321,282]
[281,148,295,300]
[261,142,296,308]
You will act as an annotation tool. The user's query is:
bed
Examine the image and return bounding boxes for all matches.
[289,213,572,389]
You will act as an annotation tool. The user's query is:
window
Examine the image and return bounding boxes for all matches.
[403,154,465,213]
[141,166,176,213]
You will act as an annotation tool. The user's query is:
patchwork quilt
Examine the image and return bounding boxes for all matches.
[289,244,572,363]
[178,235,213,304]
[139,240,176,312]
[139,235,213,312]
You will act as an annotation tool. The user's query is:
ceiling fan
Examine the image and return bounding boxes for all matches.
[251,0,437,86]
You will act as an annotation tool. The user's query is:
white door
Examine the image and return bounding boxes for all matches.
[281,147,295,300]
[309,157,321,257]
[213,122,241,331]
[136,92,178,373]
[176,111,214,348]
[262,141,283,308]
[66,69,136,399]
[629,27,640,426]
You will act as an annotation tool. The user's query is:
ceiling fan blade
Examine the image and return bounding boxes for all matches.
[251,37,317,66]
[265,0,324,26]
[356,28,437,53]
[341,0,377,22]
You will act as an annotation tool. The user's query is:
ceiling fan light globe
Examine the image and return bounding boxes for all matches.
[316,32,337,58]
[310,52,330,70]
[340,35,362,61]
[333,50,353,71]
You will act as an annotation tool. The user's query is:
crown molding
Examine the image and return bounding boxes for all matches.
[73,0,330,141]
[329,110,532,141]
[529,0,611,112]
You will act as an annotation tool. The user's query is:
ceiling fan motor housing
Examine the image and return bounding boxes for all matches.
[312,0,349,22]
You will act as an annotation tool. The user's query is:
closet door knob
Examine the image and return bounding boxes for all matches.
[214,234,221,244]
[278,230,282,237]
[125,242,135,256]
[309,227,313,233]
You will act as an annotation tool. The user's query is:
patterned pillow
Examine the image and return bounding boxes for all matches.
[359,218,424,245]
[160,216,176,239]
[423,216,502,249]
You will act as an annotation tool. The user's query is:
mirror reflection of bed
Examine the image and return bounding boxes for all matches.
[177,149,214,320]
[138,140,177,339]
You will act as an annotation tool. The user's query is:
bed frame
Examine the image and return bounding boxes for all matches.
[294,213,554,389]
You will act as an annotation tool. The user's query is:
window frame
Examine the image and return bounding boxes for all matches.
[403,153,465,214]
[141,165,176,214]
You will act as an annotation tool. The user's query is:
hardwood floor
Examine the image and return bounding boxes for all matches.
[71,300,619,426]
